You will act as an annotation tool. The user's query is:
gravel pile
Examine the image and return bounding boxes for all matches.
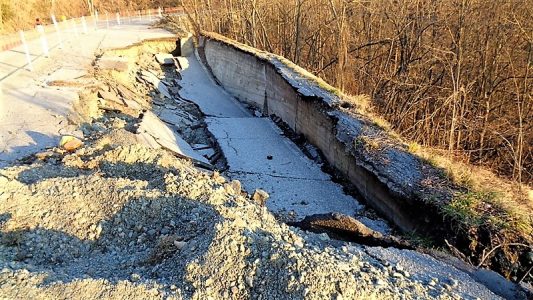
[0,134,501,299]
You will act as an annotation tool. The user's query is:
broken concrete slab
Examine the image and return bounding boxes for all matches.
[176,57,188,70]
[46,67,87,83]
[136,111,209,165]
[206,116,365,223]
[207,117,328,179]
[176,56,250,117]
[193,143,210,150]
[228,171,365,224]
[97,89,122,104]
[96,55,130,72]
[198,148,216,159]
[140,70,172,99]
[157,109,192,127]
[115,84,137,101]
[175,54,367,225]
[123,99,143,110]
[155,53,176,65]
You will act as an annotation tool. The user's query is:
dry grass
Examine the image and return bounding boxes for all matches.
[340,94,371,113]
[411,145,533,239]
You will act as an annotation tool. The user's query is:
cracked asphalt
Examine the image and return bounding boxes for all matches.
[175,53,390,233]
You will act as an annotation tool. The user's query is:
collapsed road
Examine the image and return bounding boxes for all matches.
[175,53,390,233]
[0,18,531,300]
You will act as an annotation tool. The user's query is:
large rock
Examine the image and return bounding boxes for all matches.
[59,136,83,152]
[289,212,412,249]
[252,189,269,206]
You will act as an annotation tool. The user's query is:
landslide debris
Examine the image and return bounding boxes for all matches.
[0,135,501,299]
[0,37,518,299]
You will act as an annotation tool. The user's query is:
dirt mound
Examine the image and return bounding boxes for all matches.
[0,135,498,299]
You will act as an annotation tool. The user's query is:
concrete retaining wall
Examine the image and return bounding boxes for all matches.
[204,40,266,109]
[200,34,446,235]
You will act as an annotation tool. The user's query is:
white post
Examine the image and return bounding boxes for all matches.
[19,31,34,71]
[105,12,109,29]
[36,25,49,57]
[93,11,99,30]
[81,16,88,34]
[148,9,152,22]
[158,7,162,18]
[70,19,79,36]
[51,15,63,48]
[116,12,121,25]
[138,10,142,22]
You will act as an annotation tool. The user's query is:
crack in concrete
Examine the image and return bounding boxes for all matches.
[227,170,330,182]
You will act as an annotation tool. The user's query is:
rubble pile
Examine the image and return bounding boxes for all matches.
[0,138,496,299]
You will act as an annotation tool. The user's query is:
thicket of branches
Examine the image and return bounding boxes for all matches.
[184,0,532,184]
[0,0,175,33]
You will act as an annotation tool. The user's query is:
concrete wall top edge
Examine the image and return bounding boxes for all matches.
[201,31,340,107]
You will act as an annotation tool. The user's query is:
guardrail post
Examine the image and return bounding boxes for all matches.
[94,11,99,30]
[70,19,79,36]
[51,15,63,48]
[116,12,121,25]
[36,25,49,57]
[81,16,88,34]
[19,31,34,71]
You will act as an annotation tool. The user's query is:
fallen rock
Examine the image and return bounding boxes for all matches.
[173,240,187,250]
[288,212,412,249]
[230,180,242,194]
[224,180,242,195]
[59,136,83,152]
[252,189,269,206]
[212,171,226,184]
